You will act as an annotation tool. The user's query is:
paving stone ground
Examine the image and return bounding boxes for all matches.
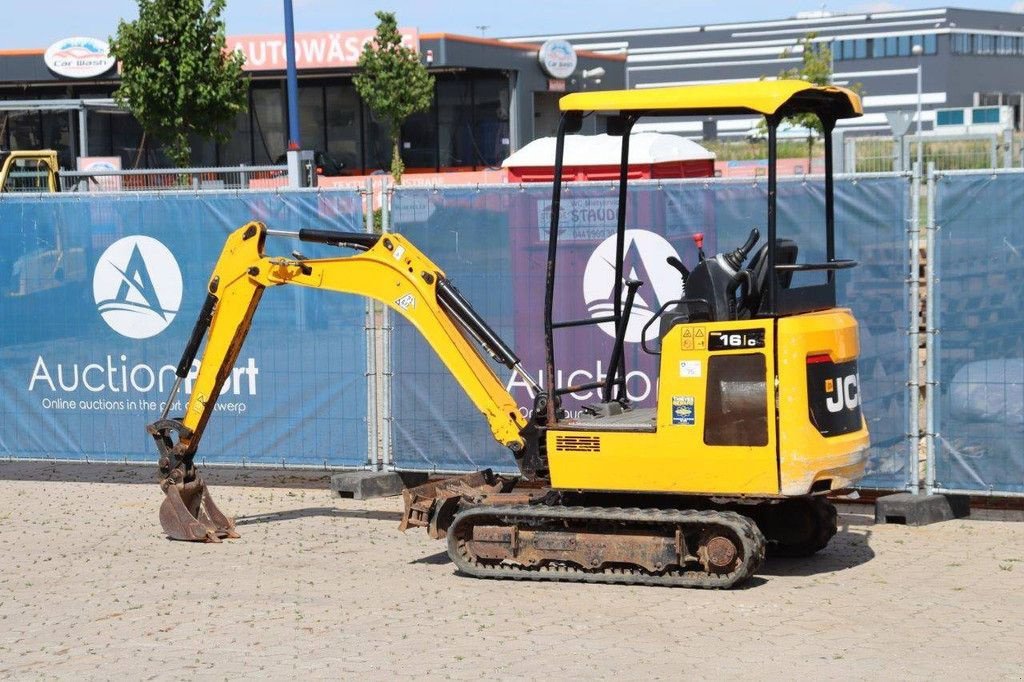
[0,463,1021,680]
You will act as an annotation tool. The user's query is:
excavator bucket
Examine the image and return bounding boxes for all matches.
[159,478,239,543]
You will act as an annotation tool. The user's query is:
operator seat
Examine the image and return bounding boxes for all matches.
[738,239,798,318]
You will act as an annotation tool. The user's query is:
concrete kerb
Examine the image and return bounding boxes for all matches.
[874,492,971,526]
[330,470,428,499]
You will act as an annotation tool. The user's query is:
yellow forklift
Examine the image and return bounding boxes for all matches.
[148,80,869,588]
[0,150,60,192]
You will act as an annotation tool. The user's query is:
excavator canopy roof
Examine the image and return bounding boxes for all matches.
[559,80,862,120]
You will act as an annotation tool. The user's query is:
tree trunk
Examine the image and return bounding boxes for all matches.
[806,135,815,174]
[390,129,404,184]
[133,131,148,169]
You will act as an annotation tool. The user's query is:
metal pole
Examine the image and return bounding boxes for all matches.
[908,163,921,493]
[283,0,301,188]
[77,108,89,158]
[924,162,937,495]
[914,45,923,172]
[283,0,300,151]
[380,179,393,468]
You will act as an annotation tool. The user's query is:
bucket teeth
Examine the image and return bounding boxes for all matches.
[159,478,238,542]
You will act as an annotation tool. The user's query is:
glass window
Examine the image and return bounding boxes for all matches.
[470,75,510,168]
[401,105,438,172]
[298,83,325,154]
[832,41,843,60]
[842,39,855,60]
[325,84,361,173]
[854,39,867,59]
[924,34,938,55]
[8,112,42,150]
[362,101,392,172]
[870,38,885,58]
[84,110,112,157]
[972,107,1001,124]
[110,115,159,167]
[187,133,217,167]
[886,36,898,56]
[251,85,285,164]
[975,34,995,55]
[898,35,911,56]
[436,77,473,168]
[703,354,768,447]
[936,109,964,126]
[219,107,253,166]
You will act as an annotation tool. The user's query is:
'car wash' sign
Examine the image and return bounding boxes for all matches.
[228,29,419,71]
[538,39,577,80]
[44,37,116,79]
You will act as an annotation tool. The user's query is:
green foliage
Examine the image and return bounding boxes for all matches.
[109,0,248,167]
[778,33,834,138]
[354,11,435,182]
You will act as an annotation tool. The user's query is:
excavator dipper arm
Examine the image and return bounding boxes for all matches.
[147,221,532,542]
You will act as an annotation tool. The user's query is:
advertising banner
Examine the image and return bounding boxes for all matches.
[388,176,911,488]
[0,190,368,467]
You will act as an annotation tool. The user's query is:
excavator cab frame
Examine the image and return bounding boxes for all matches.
[542,81,863,421]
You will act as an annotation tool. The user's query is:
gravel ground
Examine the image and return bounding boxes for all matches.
[0,462,1022,680]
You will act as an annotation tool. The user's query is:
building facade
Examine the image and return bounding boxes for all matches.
[507,7,1024,137]
[0,31,623,171]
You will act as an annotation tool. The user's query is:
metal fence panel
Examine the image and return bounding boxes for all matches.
[932,170,1024,495]
[388,176,912,487]
[0,189,370,467]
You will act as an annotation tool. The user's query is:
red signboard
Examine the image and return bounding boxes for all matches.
[226,29,420,71]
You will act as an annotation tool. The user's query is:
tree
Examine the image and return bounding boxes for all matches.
[109,0,248,167]
[354,11,435,182]
[777,33,834,169]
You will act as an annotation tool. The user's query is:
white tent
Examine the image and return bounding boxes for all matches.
[502,132,714,168]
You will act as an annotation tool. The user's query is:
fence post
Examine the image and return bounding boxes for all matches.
[831,128,845,174]
[364,182,380,470]
[844,138,856,174]
[380,179,394,468]
[924,162,938,495]
[908,163,922,492]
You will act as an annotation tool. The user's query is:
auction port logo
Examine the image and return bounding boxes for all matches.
[583,230,682,344]
[93,236,183,339]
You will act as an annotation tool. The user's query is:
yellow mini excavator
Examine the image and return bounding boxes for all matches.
[148,81,869,588]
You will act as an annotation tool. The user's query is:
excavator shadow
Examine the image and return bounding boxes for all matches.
[759,522,876,577]
[234,506,404,526]
[410,551,452,565]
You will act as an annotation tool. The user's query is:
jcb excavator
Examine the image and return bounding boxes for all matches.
[148,81,869,588]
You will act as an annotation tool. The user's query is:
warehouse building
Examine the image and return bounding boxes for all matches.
[506,7,1024,137]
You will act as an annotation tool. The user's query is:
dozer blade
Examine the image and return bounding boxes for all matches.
[159,479,239,543]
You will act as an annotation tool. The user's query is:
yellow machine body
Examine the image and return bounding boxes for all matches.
[547,311,868,497]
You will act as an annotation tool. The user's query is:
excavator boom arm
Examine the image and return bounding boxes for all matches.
[147,221,531,540]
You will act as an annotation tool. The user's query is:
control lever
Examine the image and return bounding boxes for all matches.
[723,228,760,271]
[693,232,706,261]
[666,255,689,281]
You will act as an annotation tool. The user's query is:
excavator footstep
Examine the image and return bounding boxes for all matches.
[159,479,238,542]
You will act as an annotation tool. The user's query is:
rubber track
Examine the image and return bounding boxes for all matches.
[446,505,766,589]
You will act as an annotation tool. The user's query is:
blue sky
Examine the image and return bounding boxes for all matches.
[0,0,1017,48]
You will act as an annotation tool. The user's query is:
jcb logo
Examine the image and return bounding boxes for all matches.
[825,374,860,413]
